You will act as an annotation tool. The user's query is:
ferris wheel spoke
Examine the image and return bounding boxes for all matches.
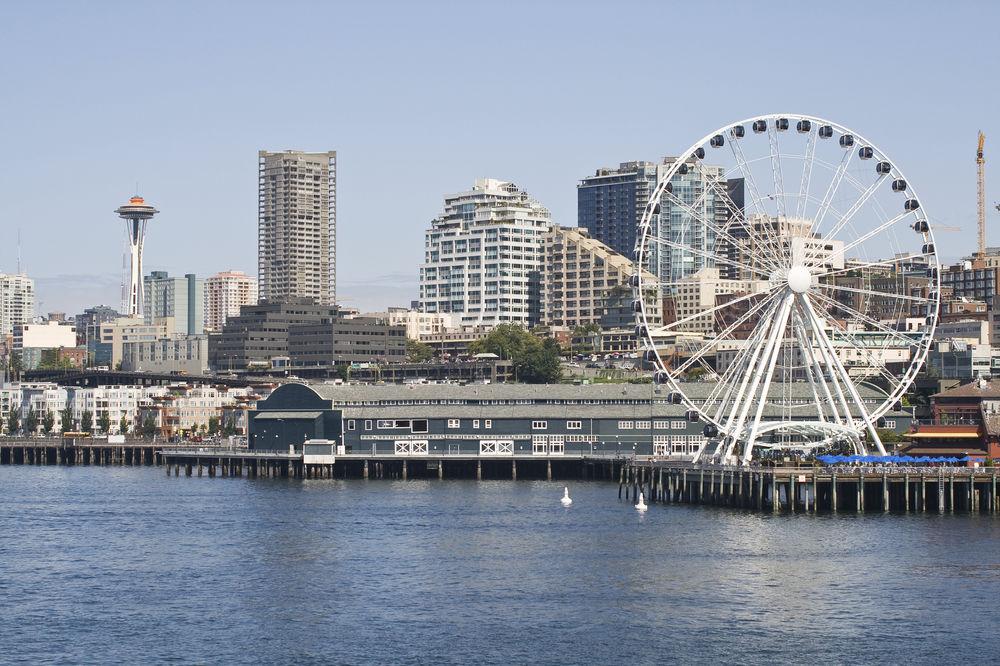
[816,174,887,247]
[821,313,907,393]
[796,127,818,219]
[812,143,855,237]
[728,136,788,253]
[766,124,787,218]
[670,291,779,376]
[809,290,918,347]
[790,303,839,424]
[742,294,795,461]
[711,311,777,426]
[816,281,932,304]
[813,253,934,280]
[646,235,774,280]
[702,177,786,270]
[659,188,780,274]
[833,212,917,257]
[655,288,776,336]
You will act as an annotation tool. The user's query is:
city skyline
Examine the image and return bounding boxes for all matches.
[0,1,996,316]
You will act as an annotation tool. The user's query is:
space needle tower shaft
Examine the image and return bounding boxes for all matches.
[115,195,159,317]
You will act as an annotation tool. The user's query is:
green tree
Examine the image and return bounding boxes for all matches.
[142,414,158,438]
[60,405,74,433]
[405,338,435,363]
[24,408,38,436]
[97,412,111,434]
[119,415,129,436]
[332,364,350,381]
[208,417,220,435]
[6,407,20,435]
[468,324,562,384]
[80,410,93,433]
[42,410,55,435]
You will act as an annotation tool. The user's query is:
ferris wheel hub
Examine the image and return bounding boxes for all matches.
[787,265,811,294]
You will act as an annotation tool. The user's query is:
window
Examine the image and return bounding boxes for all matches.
[653,420,669,429]
[884,419,896,429]
[484,419,492,429]
[473,419,480,429]
[411,419,428,434]
[364,420,372,431]
[532,421,547,430]
[635,420,651,430]
[347,419,356,431]
[566,420,582,430]
[377,420,394,429]
[671,420,686,430]
[618,421,634,430]
[447,419,460,429]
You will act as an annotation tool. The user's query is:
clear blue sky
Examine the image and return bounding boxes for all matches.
[0,0,996,315]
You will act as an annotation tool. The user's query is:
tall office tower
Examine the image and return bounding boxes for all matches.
[577,161,665,258]
[0,273,34,336]
[143,271,204,335]
[419,178,552,327]
[204,270,258,332]
[258,150,337,306]
[114,195,159,316]
[577,159,731,283]
[646,157,730,284]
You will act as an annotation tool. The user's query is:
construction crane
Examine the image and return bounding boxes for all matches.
[977,131,986,257]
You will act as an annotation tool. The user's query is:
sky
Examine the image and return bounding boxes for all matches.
[0,0,997,316]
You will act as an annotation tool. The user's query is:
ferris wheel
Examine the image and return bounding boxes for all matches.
[632,114,941,464]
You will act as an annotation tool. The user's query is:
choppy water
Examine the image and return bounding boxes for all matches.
[0,467,998,664]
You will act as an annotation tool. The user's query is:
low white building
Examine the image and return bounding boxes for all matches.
[121,335,209,375]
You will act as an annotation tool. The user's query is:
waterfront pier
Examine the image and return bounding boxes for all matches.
[622,460,1000,514]
[0,437,160,466]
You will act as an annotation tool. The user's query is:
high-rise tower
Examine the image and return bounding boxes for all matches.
[115,195,159,316]
[258,150,337,306]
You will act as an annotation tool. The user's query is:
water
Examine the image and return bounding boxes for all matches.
[1,467,999,665]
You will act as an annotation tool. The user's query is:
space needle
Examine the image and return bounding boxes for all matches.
[115,195,159,317]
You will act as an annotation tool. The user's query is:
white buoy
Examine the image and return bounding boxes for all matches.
[636,492,647,513]
[560,487,573,507]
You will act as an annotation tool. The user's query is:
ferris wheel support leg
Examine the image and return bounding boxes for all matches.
[802,300,857,444]
[719,297,784,463]
[792,306,834,425]
[801,296,886,456]
[742,294,795,465]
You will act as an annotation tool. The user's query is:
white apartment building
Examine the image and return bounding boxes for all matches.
[258,150,337,306]
[378,308,458,340]
[542,226,661,329]
[99,317,173,369]
[420,178,552,327]
[14,321,77,350]
[204,270,258,332]
[142,385,258,435]
[0,273,34,336]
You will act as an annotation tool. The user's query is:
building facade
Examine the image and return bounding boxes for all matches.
[143,271,204,335]
[208,300,338,372]
[577,161,664,258]
[0,273,34,337]
[541,226,661,329]
[121,335,210,375]
[258,150,337,306]
[287,315,407,376]
[419,178,551,327]
[204,270,258,333]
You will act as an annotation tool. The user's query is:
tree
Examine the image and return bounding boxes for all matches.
[468,324,562,384]
[332,364,350,381]
[24,408,38,436]
[42,410,55,435]
[142,414,158,438]
[119,415,129,436]
[60,406,74,433]
[80,410,93,433]
[97,412,111,434]
[405,338,435,363]
[208,417,219,435]
[6,407,19,435]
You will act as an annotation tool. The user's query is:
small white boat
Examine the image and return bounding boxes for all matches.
[636,492,648,513]
[560,487,573,507]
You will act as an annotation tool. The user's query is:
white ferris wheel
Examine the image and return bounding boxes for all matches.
[632,114,941,464]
